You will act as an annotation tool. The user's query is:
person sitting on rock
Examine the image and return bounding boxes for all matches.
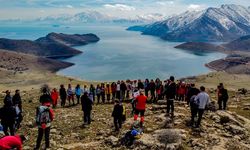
[34,102,54,150]
[194,86,210,128]
[0,134,26,150]
[121,123,142,147]
[112,100,123,131]
[134,90,147,127]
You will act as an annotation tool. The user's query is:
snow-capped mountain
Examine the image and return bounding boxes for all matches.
[36,11,166,24]
[128,4,250,42]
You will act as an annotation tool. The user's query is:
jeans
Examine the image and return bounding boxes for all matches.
[190,106,198,125]
[197,109,205,127]
[113,117,122,131]
[167,99,174,115]
[61,97,66,107]
[76,95,80,104]
[107,94,111,102]
[84,111,91,124]
[218,99,227,110]
[2,123,15,136]
[97,94,101,103]
[35,127,50,149]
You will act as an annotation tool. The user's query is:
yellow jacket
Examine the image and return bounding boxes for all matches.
[105,86,112,94]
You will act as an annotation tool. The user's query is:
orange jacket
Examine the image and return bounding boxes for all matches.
[105,86,112,94]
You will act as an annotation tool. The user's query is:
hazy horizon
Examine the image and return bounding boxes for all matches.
[0,0,249,20]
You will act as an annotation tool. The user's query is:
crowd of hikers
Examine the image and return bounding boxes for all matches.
[0,76,229,149]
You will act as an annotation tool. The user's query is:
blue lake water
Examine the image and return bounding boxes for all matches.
[0,24,226,81]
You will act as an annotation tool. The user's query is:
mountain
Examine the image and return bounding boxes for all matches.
[128,4,250,42]
[0,33,100,57]
[222,35,250,51]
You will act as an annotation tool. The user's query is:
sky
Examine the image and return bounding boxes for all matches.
[0,0,249,19]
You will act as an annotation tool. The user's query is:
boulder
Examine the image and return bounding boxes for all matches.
[105,136,119,146]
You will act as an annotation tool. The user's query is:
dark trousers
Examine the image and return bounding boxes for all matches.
[178,94,184,101]
[113,117,122,131]
[68,94,74,105]
[76,95,80,104]
[101,92,105,103]
[35,127,50,149]
[97,94,101,103]
[150,90,156,101]
[121,90,126,101]
[93,94,96,103]
[112,92,116,100]
[2,123,15,136]
[107,94,111,102]
[190,106,198,125]
[83,111,91,124]
[61,97,66,107]
[145,89,149,97]
[126,90,130,99]
[197,109,205,127]
[218,99,227,110]
[116,91,121,100]
[167,100,174,115]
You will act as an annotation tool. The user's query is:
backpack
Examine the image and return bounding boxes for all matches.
[36,106,51,125]
[190,95,199,108]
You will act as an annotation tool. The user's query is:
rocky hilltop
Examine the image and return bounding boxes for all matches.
[128,4,250,42]
[0,32,100,58]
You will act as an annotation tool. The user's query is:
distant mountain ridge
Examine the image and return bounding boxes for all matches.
[0,33,100,57]
[128,4,250,42]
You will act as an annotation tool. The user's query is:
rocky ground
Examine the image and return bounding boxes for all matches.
[1,88,250,150]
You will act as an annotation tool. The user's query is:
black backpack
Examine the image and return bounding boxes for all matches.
[36,106,51,125]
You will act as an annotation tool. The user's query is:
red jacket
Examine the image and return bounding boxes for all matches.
[135,95,147,110]
[51,91,59,104]
[0,135,22,150]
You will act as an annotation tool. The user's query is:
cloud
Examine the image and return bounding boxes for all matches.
[103,4,135,11]
[188,4,203,10]
[156,1,174,6]
[66,5,73,8]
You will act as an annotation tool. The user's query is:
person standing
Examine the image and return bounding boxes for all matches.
[39,85,52,104]
[75,84,82,105]
[149,79,156,103]
[81,92,93,125]
[12,90,23,129]
[51,88,59,108]
[134,90,147,127]
[218,83,229,110]
[165,76,176,117]
[144,79,150,97]
[34,102,54,150]
[195,86,210,128]
[126,80,132,100]
[187,84,200,126]
[0,100,17,136]
[116,81,121,101]
[120,81,127,101]
[101,83,106,103]
[96,84,101,104]
[186,83,200,106]
[89,84,96,103]
[111,82,117,101]
[137,79,144,90]
[112,100,123,131]
[105,84,112,103]
[4,90,12,106]
[67,84,75,106]
[59,84,67,107]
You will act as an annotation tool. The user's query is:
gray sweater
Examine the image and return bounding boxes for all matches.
[195,92,210,109]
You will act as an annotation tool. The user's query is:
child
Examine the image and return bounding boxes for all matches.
[112,100,123,131]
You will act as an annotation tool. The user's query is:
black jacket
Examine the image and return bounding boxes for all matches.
[40,94,52,104]
[4,95,12,106]
[112,104,123,118]
[138,82,144,89]
[187,87,200,101]
[0,105,17,125]
[219,88,229,101]
[59,88,67,99]
[120,83,127,91]
[165,82,176,99]
[81,95,93,112]
[12,94,22,106]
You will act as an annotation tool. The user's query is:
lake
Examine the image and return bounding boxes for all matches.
[0,24,226,81]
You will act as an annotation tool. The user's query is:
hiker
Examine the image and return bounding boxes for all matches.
[194,86,210,128]
[131,88,140,116]
[120,80,127,101]
[137,79,144,90]
[105,84,112,103]
[83,85,89,93]
[4,90,12,106]
[165,76,176,117]
[75,84,82,104]
[89,84,96,103]
[155,78,161,101]
[121,123,142,147]
[51,88,59,108]
[59,84,67,107]
[111,82,117,101]
[134,90,147,127]
[112,100,123,131]
[218,83,229,110]
[67,84,75,106]
[132,80,137,91]
[0,135,26,150]
[187,84,200,126]
[101,83,106,103]
[116,81,121,101]
[12,90,22,112]
[34,102,54,150]
[178,82,186,101]
[39,84,52,104]
[12,90,23,129]
[96,84,101,104]
[149,79,156,102]
[126,80,132,100]
[144,79,150,97]
[186,83,200,106]
[81,92,93,125]
[0,99,17,136]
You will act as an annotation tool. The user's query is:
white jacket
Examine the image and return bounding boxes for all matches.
[195,92,210,109]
